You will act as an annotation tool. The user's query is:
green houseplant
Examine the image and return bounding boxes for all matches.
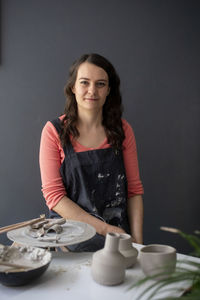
[130,227,200,299]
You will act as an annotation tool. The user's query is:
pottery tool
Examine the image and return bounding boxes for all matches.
[0,261,31,271]
[0,215,46,234]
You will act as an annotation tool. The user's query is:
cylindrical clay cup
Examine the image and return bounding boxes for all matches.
[140,244,176,280]
[118,234,138,268]
[91,233,125,286]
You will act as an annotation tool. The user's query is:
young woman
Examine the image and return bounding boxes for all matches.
[39,53,144,251]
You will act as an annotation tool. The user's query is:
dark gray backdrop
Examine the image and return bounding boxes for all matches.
[0,0,199,254]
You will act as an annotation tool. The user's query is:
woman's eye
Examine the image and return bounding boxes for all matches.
[80,81,88,85]
[96,82,106,87]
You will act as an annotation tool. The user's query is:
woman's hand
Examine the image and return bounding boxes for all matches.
[105,224,136,242]
[53,196,132,238]
[105,224,126,235]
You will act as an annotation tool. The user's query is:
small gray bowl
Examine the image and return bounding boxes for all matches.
[0,245,52,286]
[140,244,176,280]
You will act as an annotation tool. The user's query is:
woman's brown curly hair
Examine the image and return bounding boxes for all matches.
[60,53,125,149]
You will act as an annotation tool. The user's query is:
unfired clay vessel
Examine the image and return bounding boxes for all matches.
[118,233,138,268]
[140,244,177,280]
[91,233,125,286]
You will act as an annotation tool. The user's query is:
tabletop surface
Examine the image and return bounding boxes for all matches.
[0,243,198,300]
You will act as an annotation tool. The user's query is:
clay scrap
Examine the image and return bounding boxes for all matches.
[0,245,51,272]
[28,218,66,243]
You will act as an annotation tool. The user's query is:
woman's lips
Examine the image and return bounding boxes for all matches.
[85,98,98,101]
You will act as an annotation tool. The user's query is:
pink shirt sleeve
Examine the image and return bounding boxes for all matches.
[39,118,143,209]
[122,119,144,198]
[39,121,67,209]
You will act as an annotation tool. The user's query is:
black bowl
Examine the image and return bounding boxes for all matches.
[0,245,52,286]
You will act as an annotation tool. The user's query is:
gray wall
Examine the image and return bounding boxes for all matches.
[0,0,199,254]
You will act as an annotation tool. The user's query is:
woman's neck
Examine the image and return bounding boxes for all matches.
[76,108,106,148]
[77,109,103,130]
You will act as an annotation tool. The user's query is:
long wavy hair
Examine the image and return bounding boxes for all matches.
[60,53,125,149]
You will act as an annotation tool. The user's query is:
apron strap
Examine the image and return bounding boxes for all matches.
[50,118,75,156]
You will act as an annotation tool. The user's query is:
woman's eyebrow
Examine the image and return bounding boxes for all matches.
[79,77,108,81]
[79,77,89,80]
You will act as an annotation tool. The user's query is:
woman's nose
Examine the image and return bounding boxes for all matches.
[88,83,96,95]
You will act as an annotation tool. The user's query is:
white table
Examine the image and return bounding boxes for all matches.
[0,244,198,300]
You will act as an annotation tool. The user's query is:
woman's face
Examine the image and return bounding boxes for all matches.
[72,62,110,112]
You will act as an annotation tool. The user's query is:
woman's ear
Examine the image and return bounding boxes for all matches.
[71,86,75,94]
[107,87,110,96]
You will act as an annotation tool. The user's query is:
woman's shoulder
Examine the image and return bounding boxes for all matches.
[58,114,66,121]
[122,118,134,136]
[51,114,65,123]
[41,115,65,140]
[43,114,65,128]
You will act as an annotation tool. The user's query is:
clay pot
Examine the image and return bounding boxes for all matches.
[140,244,177,280]
[91,233,125,286]
[119,233,138,268]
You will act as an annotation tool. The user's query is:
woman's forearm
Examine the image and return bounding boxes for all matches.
[52,196,126,236]
[127,195,144,244]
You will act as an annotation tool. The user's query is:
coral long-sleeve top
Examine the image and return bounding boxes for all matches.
[39,116,144,209]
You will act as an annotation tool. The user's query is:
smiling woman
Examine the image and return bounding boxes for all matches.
[39,53,144,252]
[71,62,110,148]
[72,62,110,118]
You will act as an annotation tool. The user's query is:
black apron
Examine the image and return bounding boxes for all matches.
[49,118,130,251]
